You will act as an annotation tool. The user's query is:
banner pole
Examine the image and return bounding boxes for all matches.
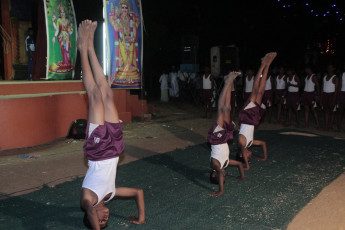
[43,0,49,80]
[140,0,144,91]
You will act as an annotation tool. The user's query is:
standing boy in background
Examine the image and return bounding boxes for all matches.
[301,65,320,129]
[321,64,339,131]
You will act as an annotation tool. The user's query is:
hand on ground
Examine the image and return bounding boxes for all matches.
[128,216,145,225]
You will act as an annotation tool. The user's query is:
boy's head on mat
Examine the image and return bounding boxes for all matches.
[83,202,109,229]
[209,170,226,184]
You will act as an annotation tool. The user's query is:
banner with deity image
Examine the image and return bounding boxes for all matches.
[44,0,77,80]
[104,0,143,89]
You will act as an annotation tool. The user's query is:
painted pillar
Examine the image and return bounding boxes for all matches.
[1,0,13,80]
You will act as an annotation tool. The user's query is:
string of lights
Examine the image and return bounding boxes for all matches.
[276,0,344,21]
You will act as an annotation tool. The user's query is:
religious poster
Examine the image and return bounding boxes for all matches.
[44,0,77,80]
[104,0,143,89]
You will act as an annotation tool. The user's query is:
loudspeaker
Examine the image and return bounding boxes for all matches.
[67,119,87,139]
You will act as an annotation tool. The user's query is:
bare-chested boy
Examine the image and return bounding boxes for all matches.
[78,20,145,230]
[237,52,277,170]
[208,71,245,197]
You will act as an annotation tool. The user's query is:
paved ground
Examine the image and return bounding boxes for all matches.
[0,101,344,229]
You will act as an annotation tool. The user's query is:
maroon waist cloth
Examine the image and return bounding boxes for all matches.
[286,92,300,110]
[322,92,336,112]
[338,91,345,109]
[301,91,316,106]
[274,89,286,104]
[239,100,265,126]
[207,120,235,145]
[83,121,125,161]
[263,90,272,107]
[202,89,213,104]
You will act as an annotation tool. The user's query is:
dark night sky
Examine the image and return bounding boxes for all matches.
[141,0,345,70]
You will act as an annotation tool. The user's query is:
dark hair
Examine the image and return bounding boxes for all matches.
[305,64,316,73]
[84,212,108,229]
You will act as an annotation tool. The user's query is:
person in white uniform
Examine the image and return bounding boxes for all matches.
[285,68,301,127]
[159,70,169,102]
[321,64,339,130]
[202,66,214,118]
[243,68,254,102]
[337,69,345,131]
[261,73,274,123]
[300,64,320,128]
[274,67,287,123]
[169,66,179,99]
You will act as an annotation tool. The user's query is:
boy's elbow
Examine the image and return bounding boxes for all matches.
[136,188,144,198]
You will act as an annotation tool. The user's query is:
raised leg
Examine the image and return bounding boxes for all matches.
[77,20,104,125]
[88,21,119,123]
[217,72,240,126]
[254,53,277,105]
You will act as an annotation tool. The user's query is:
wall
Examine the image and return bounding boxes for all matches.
[0,81,148,152]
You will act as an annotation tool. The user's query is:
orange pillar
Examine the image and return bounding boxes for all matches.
[1,0,13,80]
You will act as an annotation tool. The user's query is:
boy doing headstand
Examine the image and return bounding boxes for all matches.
[208,72,245,197]
[78,20,145,230]
[238,52,277,170]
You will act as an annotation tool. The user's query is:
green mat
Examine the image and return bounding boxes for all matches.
[0,129,344,230]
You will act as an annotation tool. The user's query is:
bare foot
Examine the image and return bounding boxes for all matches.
[88,21,98,50]
[262,52,277,65]
[77,20,91,52]
[257,157,267,161]
[209,191,223,197]
[225,71,241,84]
[128,216,145,225]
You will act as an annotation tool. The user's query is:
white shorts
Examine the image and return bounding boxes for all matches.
[210,143,230,169]
[239,124,254,148]
[82,157,119,206]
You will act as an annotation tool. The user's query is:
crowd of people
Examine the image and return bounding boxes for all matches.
[159,62,345,132]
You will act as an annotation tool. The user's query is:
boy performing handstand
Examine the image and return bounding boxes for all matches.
[238,52,277,170]
[78,20,145,229]
[208,71,245,197]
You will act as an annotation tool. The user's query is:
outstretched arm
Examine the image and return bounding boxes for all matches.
[241,146,250,171]
[229,159,245,180]
[116,187,145,224]
[209,158,225,197]
[253,140,267,161]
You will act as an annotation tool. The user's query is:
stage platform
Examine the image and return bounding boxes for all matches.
[0,81,149,152]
